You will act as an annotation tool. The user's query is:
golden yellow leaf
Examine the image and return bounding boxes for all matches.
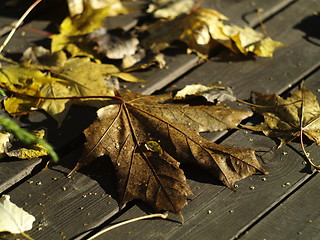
[1,58,141,124]
[142,8,282,58]
[0,132,10,158]
[51,1,127,57]
[147,0,195,19]
[5,130,49,159]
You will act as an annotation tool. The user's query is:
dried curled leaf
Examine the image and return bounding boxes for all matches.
[248,82,320,147]
[174,84,236,103]
[0,117,58,162]
[51,1,127,58]
[0,195,35,234]
[0,132,10,158]
[67,0,125,17]
[5,130,49,159]
[142,8,283,58]
[88,28,139,59]
[71,91,266,215]
[147,0,195,19]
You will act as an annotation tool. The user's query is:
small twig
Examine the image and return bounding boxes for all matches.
[257,8,269,37]
[300,128,320,170]
[236,98,302,109]
[87,212,168,240]
[0,0,42,54]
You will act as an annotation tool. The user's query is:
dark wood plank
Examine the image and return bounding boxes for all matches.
[0,158,41,192]
[240,173,320,240]
[201,0,296,27]
[0,1,307,239]
[0,150,120,240]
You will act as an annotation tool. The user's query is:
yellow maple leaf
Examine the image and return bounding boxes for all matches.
[1,57,143,124]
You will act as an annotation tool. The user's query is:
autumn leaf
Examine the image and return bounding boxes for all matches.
[0,116,58,162]
[71,90,267,215]
[174,84,236,103]
[51,0,128,58]
[142,8,283,58]
[0,56,142,124]
[248,82,320,148]
[21,46,67,67]
[147,0,195,19]
[67,0,125,17]
[0,132,10,158]
[88,28,139,59]
[0,195,35,237]
[4,130,50,160]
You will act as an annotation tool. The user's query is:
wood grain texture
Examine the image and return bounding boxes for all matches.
[240,173,320,240]
[0,158,41,193]
[89,68,320,240]
[0,150,120,240]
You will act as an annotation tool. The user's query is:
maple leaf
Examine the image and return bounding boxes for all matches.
[142,8,283,58]
[71,90,267,215]
[248,82,320,148]
[1,57,142,124]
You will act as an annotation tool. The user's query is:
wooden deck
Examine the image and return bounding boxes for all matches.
[1,0,320,239]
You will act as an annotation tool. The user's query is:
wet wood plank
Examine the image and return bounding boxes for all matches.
[240,172,320,240]
[89,1,320,239]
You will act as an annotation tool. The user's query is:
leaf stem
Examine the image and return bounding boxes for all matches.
[299,87,320,170]
[0,85,123,102]
[299,128,320,170]
[236,98,302,108]
[87,213,168,240]
[20,232,35,240]
[0,0,43,54]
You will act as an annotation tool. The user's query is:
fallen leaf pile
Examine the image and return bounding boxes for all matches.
[142,8,283,58]
[0,0,290,221]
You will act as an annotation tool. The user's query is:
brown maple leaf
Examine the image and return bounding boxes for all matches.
[249,82,320,148]
[70,90,267,215]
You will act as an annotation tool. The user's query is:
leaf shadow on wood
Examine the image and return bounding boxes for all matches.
[182,163,224,186]
[210,50,255,62]
[294,13,320,47]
